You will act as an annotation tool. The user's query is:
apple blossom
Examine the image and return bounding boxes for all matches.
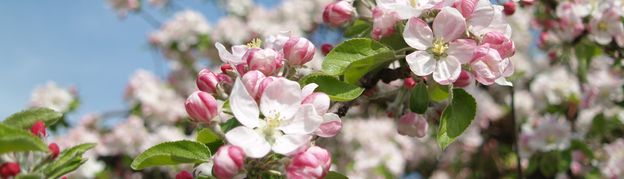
[29,81,75,112]
[403,7,473,85]
[322,1,354,27]
[601,139,624,178]
[371,7,399,40]
[526,117,572,152]
[286,146,332,179]
[481,31,515,58]
[588,4,624,46]
[0,162,20,178]
[227,78,323,158]
[185,91,219,123]
[31,121,46,137]
[196,69,220,94]
[470,46,510,85]
[213,145,246,179]
[375,0,434,20]
[282,36,316,66]
[397,112,428,138]
[149,10,211,51]
[243,48,284,76]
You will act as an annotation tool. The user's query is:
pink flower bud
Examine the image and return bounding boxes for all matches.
[397,112,428,138]
[322,1,354,27]
[235,63,248,75]
[241,70,266,98]
[404,77,416,89]
[49,143,60,159]
[213,145,245,179]
[196,69,219,94]
[470,46,505,85]
[255,77,277,100]
[372,7,399,40]
[302,92,331,115]
[482,32,515,58]
[220,64,233,74]
[185,91,218,123]
[453,0,479,18]
[31,121,46,137]
[321,44,333,55]
[316,113,342,138]
[286,146,331,179]
[243,48,283,76]
[503,1,516,16]
[175,170,193,179]
[453,70,473,88]
[0,162,20,178]
[283,37,316,66]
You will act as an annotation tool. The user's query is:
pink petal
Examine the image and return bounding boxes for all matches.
[432,56,461,85]
[433,7,466,42]
[448,39,477,64]
[403,17,433,50]
[406,51,436,76]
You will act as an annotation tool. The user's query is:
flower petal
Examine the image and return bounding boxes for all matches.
[279,104,323,135]
[260,78,302,120]
[272,134,311,156]
[406,51,436,76]
[448,39,477,64]
[403,17,433,50]
[301,83,319,98]
[231,78,260,128]
[433,56,462,85]
[225,126,270,158]
[315,113,342,138]
[216,42,245,64]
[433,7,466,42]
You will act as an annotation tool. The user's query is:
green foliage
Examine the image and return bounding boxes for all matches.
[196,128,223,153]
[43,143,96,178]
[574,40,602,82]
[220,118,240,133]
[344,20,372,38]
[3,108,62,129]
[300,74,365,101]
[0,123,48,154]
[409,82,429,114]
[436,89,477,149]
[130,140,211,170]
[322,38,394,78]
[15,173,45,179]
[326,171,349,179]
[428,83,449,102]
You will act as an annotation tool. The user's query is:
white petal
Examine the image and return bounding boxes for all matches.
[260,78,302,120]
[279,104,323,135]
[448,39,477,64]
[403,17,433,50]
[433,7,466,42]
[225,126,270,158]
[272,134,310,156]
[406,51,436,76]
[231,78,260,128]
[301,83,319,98]
[433,56,461,85]
[495,77,513,86]
[215,42,244,64]
[388,5,423,20]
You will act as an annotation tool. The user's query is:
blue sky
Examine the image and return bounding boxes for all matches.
[0,0,278,122]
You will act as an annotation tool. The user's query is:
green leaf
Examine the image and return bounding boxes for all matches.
[220,118,240,133]
[3,108,62,128]
[539,151,560,177]
[378,24,408,50]
[326,171,349,179]
[43,143,96,177]
[15,173,45,179]
[409,82,429,114]
[322,38,394,77]
[0,123,48,154]
[344,19,372,38]
[343,56,396,85]
[131,140,211,170]
[196,128,223,152]
[300,74,365,101]
[436,89,476,149]
[428,83,449,102]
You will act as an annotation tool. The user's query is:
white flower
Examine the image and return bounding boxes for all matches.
[601,139,624,178]
[150,10,210,51]
[226,78,323,158]
[29,81,75,112]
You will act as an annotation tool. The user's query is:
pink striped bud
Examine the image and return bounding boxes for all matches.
[302,92,330,115]
[283,37,316,66]
[213,145,245,179]
[316,113,342,138]
[196,69,219,94]
[397,112,428,138]
[372,7,399,40]
[255,76,277,101]
[322,1,354,27]
[286,146,332,179]
[243,48,283,76]
[482,32,515,58]
[185,91,218,123]
[241,70,266,99]
[470,46,505,85]
[453,70,473,88]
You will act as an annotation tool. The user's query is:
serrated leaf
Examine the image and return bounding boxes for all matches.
[436,89,476,149]
[48,159,87,179]
[0,123,48,154]
[344,19,372,38]
[43,143,96,177]
[131,140,211,170]
[428,83,449,102]
[322,38,394,77]
[3,108,62,128]
[409,82,429,114]
[15,173,45,179]
[196,128,223,152]
[300,74,365,101]
[326,171,349,179]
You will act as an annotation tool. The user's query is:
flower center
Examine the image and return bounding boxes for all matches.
[431,39,448,58]
[598,21,609,31]
[409,0,418,7]
[260,113,282,139]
